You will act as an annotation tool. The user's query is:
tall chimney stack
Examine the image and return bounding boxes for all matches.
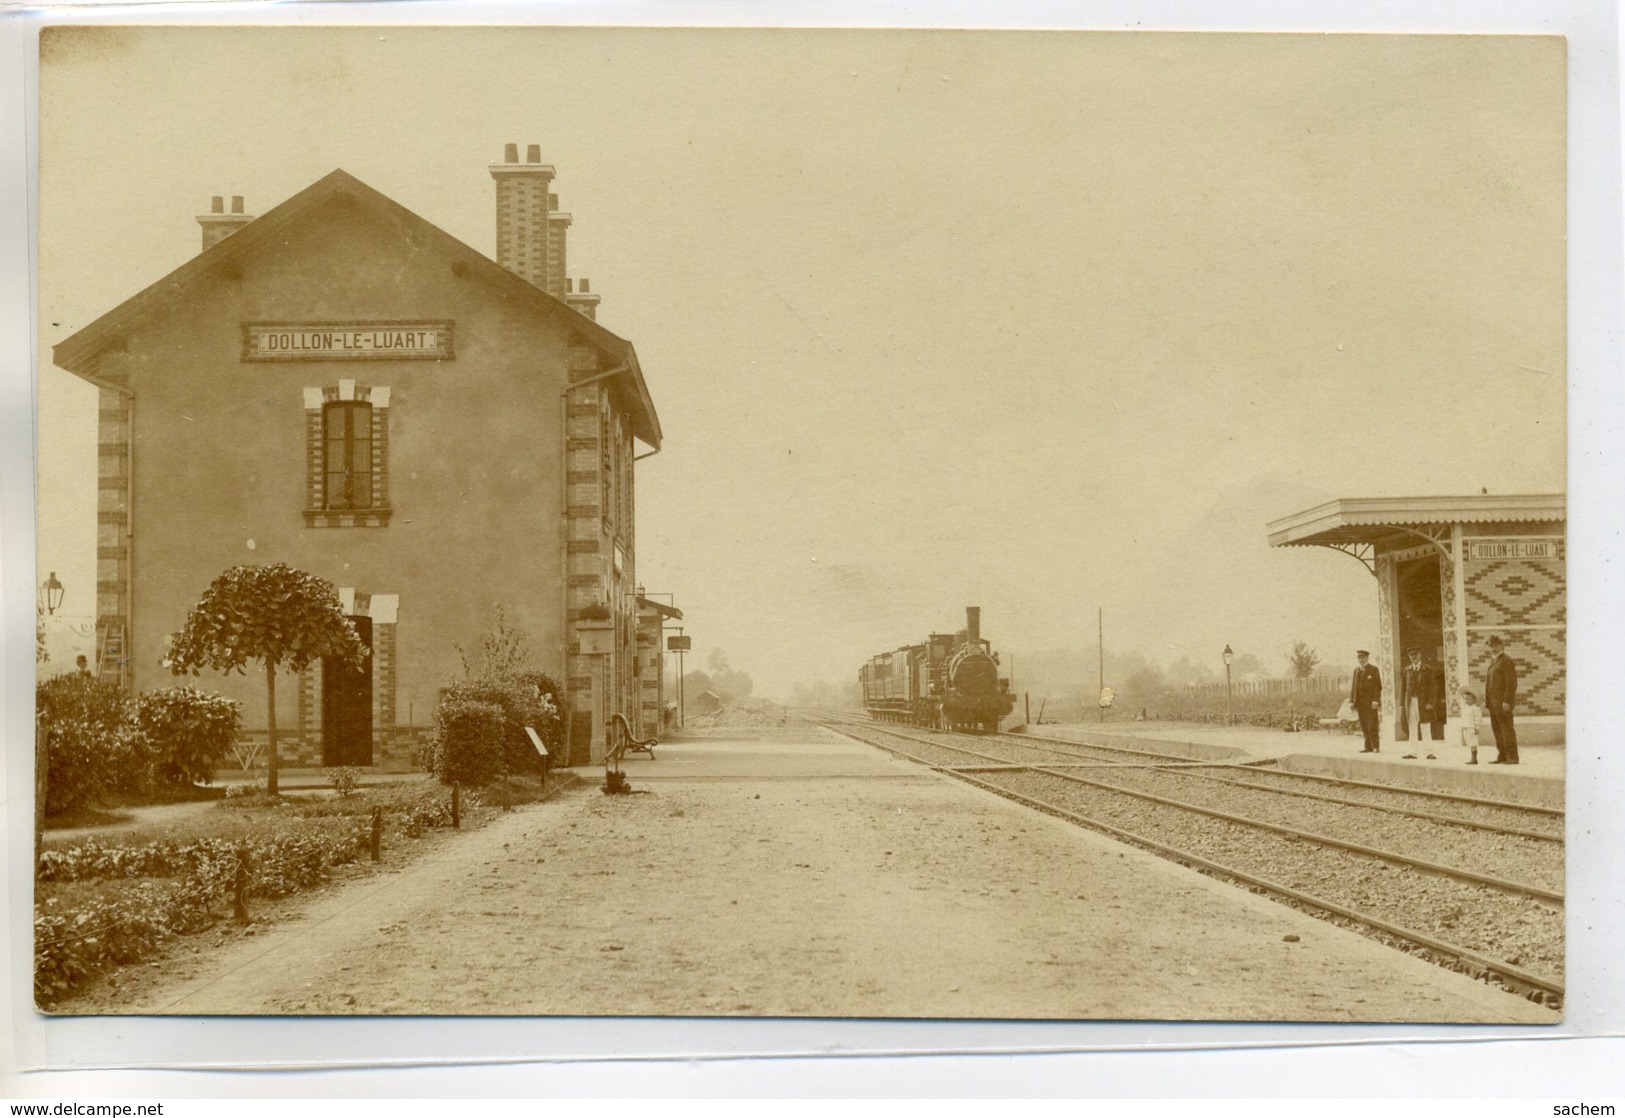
[546,206,571,297]
[966,606,981,645]
[196,193,255,251]
[489,142,557,293]
[565,275,600,321]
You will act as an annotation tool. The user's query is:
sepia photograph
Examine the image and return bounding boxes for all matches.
[29,23,1570,1033]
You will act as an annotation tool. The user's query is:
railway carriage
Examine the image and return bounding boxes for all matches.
[859,606,1015,733]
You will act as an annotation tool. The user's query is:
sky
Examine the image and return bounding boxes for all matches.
[34,26,1567,697]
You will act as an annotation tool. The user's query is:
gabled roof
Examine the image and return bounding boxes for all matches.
[52,168,661,447]
[1267,494,1565,548]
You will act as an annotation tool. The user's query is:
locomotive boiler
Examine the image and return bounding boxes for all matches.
[858,606,1015,733]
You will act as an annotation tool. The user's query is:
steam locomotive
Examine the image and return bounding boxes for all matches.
[859,606,1015,733]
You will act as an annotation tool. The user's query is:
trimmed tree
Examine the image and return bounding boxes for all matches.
[165,564,366,796]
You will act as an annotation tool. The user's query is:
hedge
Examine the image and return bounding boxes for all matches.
[37,674,141,815]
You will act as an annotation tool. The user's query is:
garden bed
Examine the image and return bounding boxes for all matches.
[35,774,560,1010]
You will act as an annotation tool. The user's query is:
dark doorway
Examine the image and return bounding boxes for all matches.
[1395,554,1445,742]
[1396,554,1444,662]
[322,615,373,767]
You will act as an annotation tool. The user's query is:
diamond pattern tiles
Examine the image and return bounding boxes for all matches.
[1440,553,1462,716]
[1465,557,1566,627]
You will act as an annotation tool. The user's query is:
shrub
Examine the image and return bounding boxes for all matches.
[133,687,243,788]
[438,678,555,777]
[37,674,139,816]
[510,669,565,762]
[428,697,507,786]
[328,766,361,798]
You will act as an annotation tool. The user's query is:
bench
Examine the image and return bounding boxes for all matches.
[608,712,658,761]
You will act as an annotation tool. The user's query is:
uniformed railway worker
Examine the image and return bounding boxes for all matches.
[1349,649,1382,754]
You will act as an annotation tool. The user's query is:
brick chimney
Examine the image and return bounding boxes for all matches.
[489,143,560,294]
[196,194,254,251]
[565,276,600,321]
[547,205,571,297]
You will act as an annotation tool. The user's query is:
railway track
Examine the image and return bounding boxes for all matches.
[992,727,1562,839]
[808,711,1564,1008]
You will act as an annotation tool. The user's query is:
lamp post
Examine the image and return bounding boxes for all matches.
[1222,644,1235,727]
[41,570,64,615]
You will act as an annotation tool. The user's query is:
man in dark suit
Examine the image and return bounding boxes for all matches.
[1484,634,1519,764]
[1400,647,1443,742]
[1350,649,1382,753]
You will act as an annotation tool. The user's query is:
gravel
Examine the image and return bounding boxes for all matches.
[837,719,1564,988]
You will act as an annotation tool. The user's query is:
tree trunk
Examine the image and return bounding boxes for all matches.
[265,660,279,797]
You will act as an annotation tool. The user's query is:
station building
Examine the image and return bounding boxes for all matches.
[53,145,662,767]
[1266,494,1565,748]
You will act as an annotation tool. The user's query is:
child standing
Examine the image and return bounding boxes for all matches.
[1460,690,1485,765]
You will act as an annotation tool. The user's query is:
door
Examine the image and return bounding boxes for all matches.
[1396,554,1444,740]
[322,615,373,767]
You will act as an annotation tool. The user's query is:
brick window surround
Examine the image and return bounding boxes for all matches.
[303,381,391,528]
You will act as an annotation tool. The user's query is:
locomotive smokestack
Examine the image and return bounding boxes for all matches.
[966,606,981,644]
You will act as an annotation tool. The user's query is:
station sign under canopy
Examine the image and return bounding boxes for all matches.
[242,321,454,361]
[1465,539,1560,561]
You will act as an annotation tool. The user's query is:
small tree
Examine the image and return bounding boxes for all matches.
[456,604,533,679]
[165,564,366,796]
[1289,640,1322,680]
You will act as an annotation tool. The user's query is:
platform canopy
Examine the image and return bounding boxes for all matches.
[1267,494,1566,573]
[636,595,683,621]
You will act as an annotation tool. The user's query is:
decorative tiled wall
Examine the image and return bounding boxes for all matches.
[1462,537,1565,717]
[1440,549,1462,717]
[1374,553,1398,738]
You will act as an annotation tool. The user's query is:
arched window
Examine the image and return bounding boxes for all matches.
[324,401,373,509]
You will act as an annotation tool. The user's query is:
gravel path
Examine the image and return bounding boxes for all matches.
[55,731,1556,1022]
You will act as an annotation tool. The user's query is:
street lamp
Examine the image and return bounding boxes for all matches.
[41,571,64,615]
[1222,644,1234,726]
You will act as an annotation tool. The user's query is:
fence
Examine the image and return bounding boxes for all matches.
[1180,675,1349,701]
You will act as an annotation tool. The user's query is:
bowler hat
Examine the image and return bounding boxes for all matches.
[1487,635,1505,648]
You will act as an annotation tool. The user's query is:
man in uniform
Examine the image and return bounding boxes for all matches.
[1484,634,1519,764]
[1349,649,1382,753]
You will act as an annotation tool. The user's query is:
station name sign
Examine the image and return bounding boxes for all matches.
[1466,539,1560,561]
[242,322,454,361]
